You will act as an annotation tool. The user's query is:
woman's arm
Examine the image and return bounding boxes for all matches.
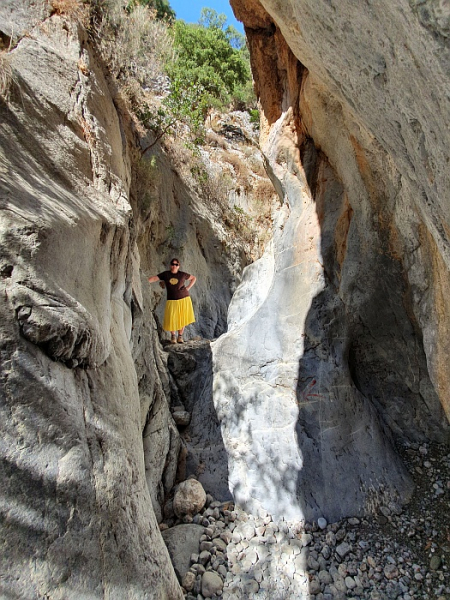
[148,275,160,283]
[186,275,197,291]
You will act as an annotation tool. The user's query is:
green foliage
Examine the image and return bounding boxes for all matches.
[198,8,227,30]
[248,108,260,125]
[198,8,246,50]
[232,80,257,111]
[191,165,209,183]
[167,19,249,104]
[139,78,208,152]
[225,25,246,50]
[99,3,254,149]
[136,7,254,149]
[162,7,253,123]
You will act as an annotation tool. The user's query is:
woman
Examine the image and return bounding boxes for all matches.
[148,258,196,343]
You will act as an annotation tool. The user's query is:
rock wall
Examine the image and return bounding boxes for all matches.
[0,6,184,597]
[215,0,450,521]
[0,2,267,596]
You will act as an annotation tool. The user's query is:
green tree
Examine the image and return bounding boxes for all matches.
[198,8,245,49]
[167,16,250,105]
[198,7,227,30]
[144,7,255,148]
[139,79,208,152]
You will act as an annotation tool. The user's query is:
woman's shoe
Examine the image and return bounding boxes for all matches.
[170,334,177,344]
[177,335,184,344]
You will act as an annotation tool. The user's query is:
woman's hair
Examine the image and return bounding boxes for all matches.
[170,257,180,265]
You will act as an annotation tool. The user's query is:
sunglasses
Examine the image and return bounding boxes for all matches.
[171,262,179,266]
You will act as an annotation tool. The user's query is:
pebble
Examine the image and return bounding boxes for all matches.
[201,571,223,598]
[336,541,351,559]
[163,442,450,599]
[430,555,442,570]
[182,571,196,591]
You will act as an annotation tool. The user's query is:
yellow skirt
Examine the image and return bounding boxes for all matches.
[163,297,195,332]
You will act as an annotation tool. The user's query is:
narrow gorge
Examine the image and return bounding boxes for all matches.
[1,0,450,599]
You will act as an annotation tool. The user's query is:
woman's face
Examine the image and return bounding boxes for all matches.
[170,260,180,273]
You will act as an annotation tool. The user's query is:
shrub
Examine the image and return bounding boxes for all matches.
[254,179,276,205]
[93,2,173,90]
[248,108,260,125]
[51,0,89,24]
[220,150,251,190]
[127,0,175,21]
[205,130,228,149]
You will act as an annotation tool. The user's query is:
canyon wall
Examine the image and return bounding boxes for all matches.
[0,6,182,597]
[3,0,450,595]
[0,3,271,596]
[215,0,450,521]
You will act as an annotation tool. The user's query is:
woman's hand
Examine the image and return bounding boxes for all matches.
[186,275,197,291]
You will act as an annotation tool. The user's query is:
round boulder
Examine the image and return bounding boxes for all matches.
[173,479,207,519]
[201,571,223,598]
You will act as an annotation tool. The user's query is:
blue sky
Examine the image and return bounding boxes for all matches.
[169,0,244,33]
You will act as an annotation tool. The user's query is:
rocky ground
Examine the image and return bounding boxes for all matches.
[163,441,450,599]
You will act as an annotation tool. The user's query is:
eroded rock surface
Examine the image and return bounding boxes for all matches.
[0,0,273,593]
[0,8,187,598]
[214,0,450,521]
[0,0,268,595]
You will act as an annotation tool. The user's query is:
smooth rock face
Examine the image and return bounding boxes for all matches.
[219,0,450,520]
[161,524,205,581]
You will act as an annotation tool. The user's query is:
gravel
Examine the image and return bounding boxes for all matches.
[162,442,450,599]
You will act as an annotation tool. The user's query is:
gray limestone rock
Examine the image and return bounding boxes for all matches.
[172,410,191,427]
[0,7,183,598]
[217,0,450,524]
[336,542,351,559]
[182,571,196,592]
[162,524,205,582]
[173,479,207,519]
[201,571,224,598]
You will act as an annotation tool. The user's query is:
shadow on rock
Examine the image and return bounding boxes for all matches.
[166,340,232,502]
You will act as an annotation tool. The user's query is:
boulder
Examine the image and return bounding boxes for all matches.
[173,479,207,519]
[162,524,204,581]
[172,410,191,427]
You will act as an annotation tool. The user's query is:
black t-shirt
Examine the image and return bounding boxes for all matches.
[158,270,191,300]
